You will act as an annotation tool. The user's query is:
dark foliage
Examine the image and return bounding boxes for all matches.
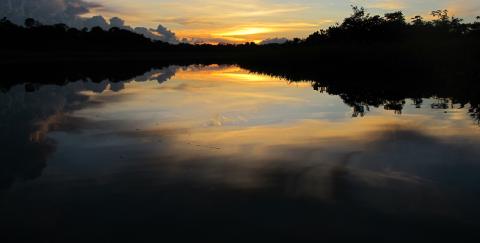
[304,7,480,44]
[1,6,479,54]
[1,7,479,120]
[0,17,164,51]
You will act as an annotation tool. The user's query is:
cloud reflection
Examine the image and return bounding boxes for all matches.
[0,66,181,188]
[2,64,480,240]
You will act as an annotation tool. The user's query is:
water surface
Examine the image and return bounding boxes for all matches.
[1,65,480,241]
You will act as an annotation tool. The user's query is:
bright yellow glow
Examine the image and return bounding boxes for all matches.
[216,27,273,37]
[175,66,288,84]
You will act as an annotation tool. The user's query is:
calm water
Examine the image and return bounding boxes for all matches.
[1,65,480,241]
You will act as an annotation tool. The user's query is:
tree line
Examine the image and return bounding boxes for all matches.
[303,7,480,44]
[1,6,479,52]
[1,6,480,118]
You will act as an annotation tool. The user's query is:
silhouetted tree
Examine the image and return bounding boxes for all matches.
[411,16,425,26]
[24,18,41,28]
[1,6,479,54]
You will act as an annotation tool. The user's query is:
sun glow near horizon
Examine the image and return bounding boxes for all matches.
[85,0,480,43]
[217,27,273,37]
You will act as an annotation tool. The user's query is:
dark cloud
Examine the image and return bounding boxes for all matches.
[128,25,179,43]
[0,0,101,26]
[154,17,215,26]
[155,24,179,44]
[109,16,125,28]
[259,37,289,45]
[83,15,109,29]
[0,0,180,43]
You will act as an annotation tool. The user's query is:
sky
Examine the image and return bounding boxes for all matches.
[2,0,480,43]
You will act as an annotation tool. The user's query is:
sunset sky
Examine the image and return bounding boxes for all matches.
[83,0,480,43]
[2,0,480,43]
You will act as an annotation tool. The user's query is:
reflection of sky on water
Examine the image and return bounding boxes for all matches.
[2,65,480,241]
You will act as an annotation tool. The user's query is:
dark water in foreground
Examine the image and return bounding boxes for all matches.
[1,65,480,241]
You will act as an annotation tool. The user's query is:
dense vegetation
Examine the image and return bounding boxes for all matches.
[0,17,167,52]
[304,7,480,43]
[0,7,479,53]
[1,7,480,121]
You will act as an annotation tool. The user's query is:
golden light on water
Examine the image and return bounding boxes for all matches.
[9,64,480,235]
[76,65,480,140]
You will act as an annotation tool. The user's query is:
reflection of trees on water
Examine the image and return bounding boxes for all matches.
[316,83,480,119]
[0,66,180,189]
[431,98,450,110]
[314,83,472,117]
[0,61,190,92]
[241,60,480,122]
[469,105,480,124]
[2,61,480,189]
[384,100,406,114]
[412,98,423,109]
